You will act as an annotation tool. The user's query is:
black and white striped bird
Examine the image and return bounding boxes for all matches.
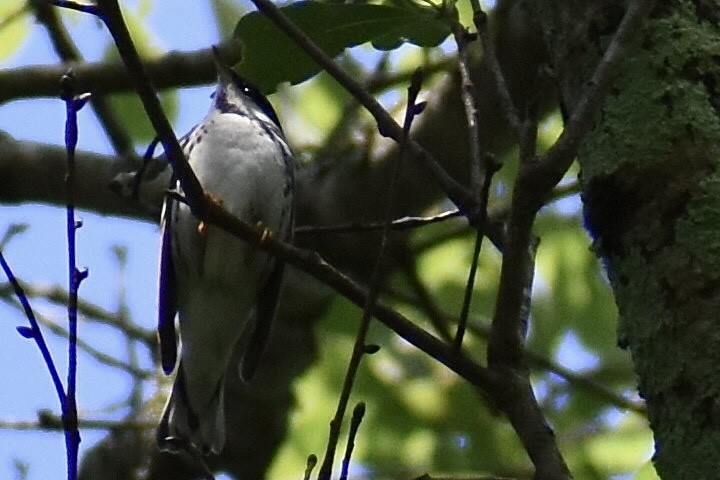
[156,51,294,456]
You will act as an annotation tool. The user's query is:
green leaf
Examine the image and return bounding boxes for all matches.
[234,0,451,93]
[0,2,31,62]
[106,91,179,143]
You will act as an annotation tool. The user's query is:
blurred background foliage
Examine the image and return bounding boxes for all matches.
[0,0,655,479]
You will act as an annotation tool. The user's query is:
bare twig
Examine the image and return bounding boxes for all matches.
[0,415,155,432]
[295,210,463,235]
[382,284,645,414]
[1,295,153,378]
[0,281,155,344]
[339,402,366,480]
[455,227,484,349]
[317,68,426,480]
[448,6,501,349]
[450,16,484,195]
[60,70,91,480]
[304,455,318,480]
[0,239,66,405]
[471,5,522,137]
[0,241,88,480]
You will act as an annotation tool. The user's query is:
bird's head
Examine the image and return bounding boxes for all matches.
[211,47,282,129]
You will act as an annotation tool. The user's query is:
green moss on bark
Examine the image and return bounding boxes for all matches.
[677,174,720,271]
[580,1,720,180]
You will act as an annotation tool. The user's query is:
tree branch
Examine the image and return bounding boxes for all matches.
[0,47,222,103]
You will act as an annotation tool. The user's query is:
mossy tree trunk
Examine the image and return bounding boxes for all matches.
[535,0,720,477]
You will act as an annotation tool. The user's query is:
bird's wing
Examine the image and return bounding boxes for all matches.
[239,207,293,382]
[239,258,284,382]
[158,191,179,375]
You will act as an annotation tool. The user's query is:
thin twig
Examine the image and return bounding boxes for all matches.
[386,289,646,413]
[449,6,501,348]
[449,12,484,196]
[0,414,155,432]
[0,253,66,407]
[1,296,153,378]
[304,455,318,480]
[529,355,645,414]
[339,402,366,480]
[0,281,155,344]
[471,2,522,137]
[61,71,89,480]
[295,210,463,235]
[317,67,426,480]
[455,227,484,349]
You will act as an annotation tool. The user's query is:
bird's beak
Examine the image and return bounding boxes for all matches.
[212,45,235,89]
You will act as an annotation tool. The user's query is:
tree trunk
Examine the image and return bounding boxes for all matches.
[537,0,720,477]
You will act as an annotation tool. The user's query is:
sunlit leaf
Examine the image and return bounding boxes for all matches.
[0,2,30,62]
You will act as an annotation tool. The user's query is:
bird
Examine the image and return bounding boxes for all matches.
[155,49,294,456]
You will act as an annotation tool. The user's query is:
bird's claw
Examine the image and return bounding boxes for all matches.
[198,192,225,236]
[204,191,224,207]
[255,221,274,246]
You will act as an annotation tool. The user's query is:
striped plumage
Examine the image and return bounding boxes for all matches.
[156,53,294,456]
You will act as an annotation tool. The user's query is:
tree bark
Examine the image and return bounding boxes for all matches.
[537,0,720,477]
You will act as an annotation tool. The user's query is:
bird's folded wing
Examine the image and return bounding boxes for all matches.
[158,194,179,375]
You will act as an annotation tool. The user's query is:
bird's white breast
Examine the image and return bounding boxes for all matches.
[173,109,291,300]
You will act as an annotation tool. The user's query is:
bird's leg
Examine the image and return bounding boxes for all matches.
[198,191,225,235]
[255,220,274,245]
[238,221,274,266]
[166,188,189,206]
[196,192,226,275]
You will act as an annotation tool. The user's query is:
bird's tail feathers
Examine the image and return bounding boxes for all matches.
[157,363,226,455]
